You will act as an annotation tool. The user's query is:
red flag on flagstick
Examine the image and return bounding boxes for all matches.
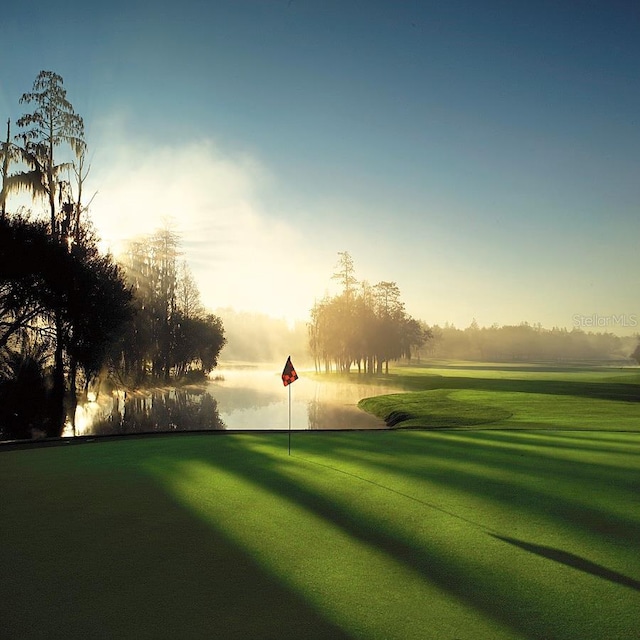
[282,356,298,386]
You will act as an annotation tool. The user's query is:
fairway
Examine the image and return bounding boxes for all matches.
[358,363,640,430]
[2,420,639,638]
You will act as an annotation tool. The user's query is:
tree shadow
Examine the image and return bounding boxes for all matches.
[416,363,629,374]
[155,433,637,640]
[432,376,640,403]
[491,534,640,592]
[0,458,353,640]
[291,430,640,547]
[350,370,640,403]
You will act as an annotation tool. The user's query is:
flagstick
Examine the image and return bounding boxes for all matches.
[288,382,291,456]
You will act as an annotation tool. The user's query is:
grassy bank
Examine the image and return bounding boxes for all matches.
[2,422,639,638]
[357,362,640,430]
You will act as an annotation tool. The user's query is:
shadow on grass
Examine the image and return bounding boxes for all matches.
[154,432,640,640]
[305,430,640,547]
[0,460,353,640]
[8,431,638,639]
[344,370,640,404]
[492,534,640,592]
[409,362,632,374]
[158,439,534,638]
[440,375,640,403]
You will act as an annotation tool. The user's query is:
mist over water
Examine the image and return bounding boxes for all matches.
[210,368,391,430]
[70,367,392,435]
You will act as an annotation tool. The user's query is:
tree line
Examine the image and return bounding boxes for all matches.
[309,252,428,373]
[307,253,636,370]
[0,71,225,440]
[416,320,636,362]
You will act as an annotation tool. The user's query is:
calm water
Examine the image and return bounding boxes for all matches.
[71,367,397,435]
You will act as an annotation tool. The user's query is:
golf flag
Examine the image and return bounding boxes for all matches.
[282,356,298,386]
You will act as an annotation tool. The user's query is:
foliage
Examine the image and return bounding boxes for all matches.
[309,252,428,373]
[0,336,50,439]
[115,226,226,384]
[0,214,133,435]
[1,71,228,436]
[0,70,92,435]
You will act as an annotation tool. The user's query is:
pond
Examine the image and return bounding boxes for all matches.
[69,367,399,436]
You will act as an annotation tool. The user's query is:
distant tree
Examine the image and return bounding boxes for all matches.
[218,307,308,364]
[116,227,225,383]
[309,254,426,374]
[332,251,358,302]
[418,321,632,362]
[176,260,204,320]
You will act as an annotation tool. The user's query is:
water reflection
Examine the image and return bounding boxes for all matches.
[208,368,391,430]
[75,388,224,435]
[73,367,393,435]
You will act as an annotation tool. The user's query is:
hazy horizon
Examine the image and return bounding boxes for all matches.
[3,1,640,336]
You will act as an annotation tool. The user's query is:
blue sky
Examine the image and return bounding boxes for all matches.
[2,0,640,333]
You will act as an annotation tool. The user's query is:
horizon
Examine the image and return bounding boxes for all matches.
[3,1,640,335]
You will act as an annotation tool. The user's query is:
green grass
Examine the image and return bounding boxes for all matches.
[2,424,640,638]
[357,362,640,430]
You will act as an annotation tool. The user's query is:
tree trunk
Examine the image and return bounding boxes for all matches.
[68,354,78,436]
[48,313,66,436]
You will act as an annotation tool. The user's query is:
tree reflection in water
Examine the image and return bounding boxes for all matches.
[89,388,225,435]
[72,368,392,435]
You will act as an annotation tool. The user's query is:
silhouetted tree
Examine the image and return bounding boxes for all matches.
[9,71,86,433]
[0,335,50,440]
[16,71,85,238]
[63,229,133,429]
[0,214,53,350]
[0,214,132,436]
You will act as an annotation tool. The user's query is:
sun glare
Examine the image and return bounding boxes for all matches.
[88,139,324,323]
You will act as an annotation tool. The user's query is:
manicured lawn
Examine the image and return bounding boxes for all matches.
[358,363,640,429]
[2,422,639,638]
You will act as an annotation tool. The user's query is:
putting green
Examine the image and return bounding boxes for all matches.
[1,427,639,639]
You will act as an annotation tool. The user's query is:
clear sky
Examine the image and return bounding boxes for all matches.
[2,0,640,333]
